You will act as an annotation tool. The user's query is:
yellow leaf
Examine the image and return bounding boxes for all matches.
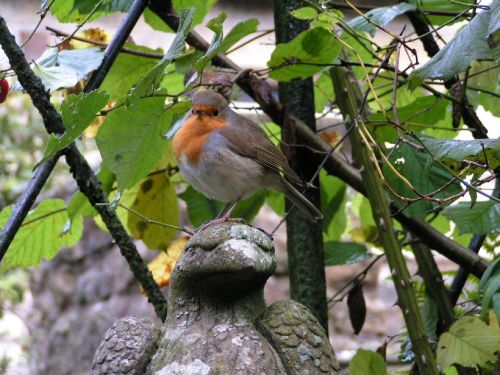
[71,28,112,49]
[148,236,188,287]
[128,173,179,249]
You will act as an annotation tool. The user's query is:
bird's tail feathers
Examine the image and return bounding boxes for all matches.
[280,179,323,222]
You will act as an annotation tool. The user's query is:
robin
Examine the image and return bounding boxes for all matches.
[172,90,322,224]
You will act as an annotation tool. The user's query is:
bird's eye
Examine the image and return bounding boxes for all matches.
[212,110,219,116]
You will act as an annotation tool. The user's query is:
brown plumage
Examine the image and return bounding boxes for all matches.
[172,90,322,223]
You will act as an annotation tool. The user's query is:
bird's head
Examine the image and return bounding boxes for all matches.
[191,90,229,117]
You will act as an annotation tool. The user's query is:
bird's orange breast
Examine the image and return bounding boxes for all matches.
[172,114,228,164]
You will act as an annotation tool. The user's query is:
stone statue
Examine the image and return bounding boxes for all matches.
[92,222,340,374]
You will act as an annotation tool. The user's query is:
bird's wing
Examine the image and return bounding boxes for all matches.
[218,113,303,187]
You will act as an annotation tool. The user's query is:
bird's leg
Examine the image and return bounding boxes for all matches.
[197,199,245,233]
[216,200,239,220]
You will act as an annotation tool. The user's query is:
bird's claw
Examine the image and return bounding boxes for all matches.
[197,217,246,233]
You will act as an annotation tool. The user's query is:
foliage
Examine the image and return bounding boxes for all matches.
[347,3,416,36]
[409,8,497,87]
[0,0,499,372]
[480,258,500,321]
[267,27,341,81]
[444,201,500,235]
[0,199,82,272]
[437,316,500,369]
[349,349,386,375]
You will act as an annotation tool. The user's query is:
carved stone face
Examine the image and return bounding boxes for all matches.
[171,223,277,295]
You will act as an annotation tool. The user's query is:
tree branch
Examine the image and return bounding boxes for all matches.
[0,0,168,321]
[147,1,489,278]
[327,1,473,18]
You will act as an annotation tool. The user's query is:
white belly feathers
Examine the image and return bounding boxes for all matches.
[178,133,267,203]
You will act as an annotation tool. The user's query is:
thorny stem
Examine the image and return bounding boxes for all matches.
[331,64,439,374]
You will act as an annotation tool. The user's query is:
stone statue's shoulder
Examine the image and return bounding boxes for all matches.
[258,300,340,375]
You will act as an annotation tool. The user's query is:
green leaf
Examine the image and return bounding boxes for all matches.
[101,45,162,101]
[409,11,493,88]
[314,72,335,113]
[312,10,344,30]
[42,90,109,161]
[349,194,378,244]
[230,191,266,223]
[480,258,500,320]
[349,349,386,375]
[164,8,196,62]
[347,3,416,36]
[179,186,222,227]
[291,7,318,20]
[480,258,500,290]
[443,201,500,235]
[368,96,448,143]
[0,199,83,272]
[51,0,133,23]
[407,0,476,25]
[195,12,227,72]
[466,61,500,117]
[96,97,173,192]
[437,316,500,369]
[143,7,173,33]
[321,172,347,240]
[324,241,370,266]
[126,60,168,108]
[179,187,265,227]
[493,294,500,323]
[421,138,500,170]
[384,142,462,217]
[481,275,500,320]
[268,27,341,81]
[172,0,216,26]
[488,0,500,62]
[36,47,104,81]
[422,297,439,341]
[175,49,204,75]
[31,63,78,92]
[127,8,195,108]
[220,18,259,53]
[266,191,284,216]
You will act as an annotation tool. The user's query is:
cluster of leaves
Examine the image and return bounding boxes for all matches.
[0,0,499,372]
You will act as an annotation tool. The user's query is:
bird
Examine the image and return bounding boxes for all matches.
[172,90,323,225]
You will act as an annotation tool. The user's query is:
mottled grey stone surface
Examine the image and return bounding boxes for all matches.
[91,316,160,375]
[93,223,339,374]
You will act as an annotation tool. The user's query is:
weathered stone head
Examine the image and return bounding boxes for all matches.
[170,223,276,302]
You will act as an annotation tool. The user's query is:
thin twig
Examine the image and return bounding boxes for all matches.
[45,26,164,59]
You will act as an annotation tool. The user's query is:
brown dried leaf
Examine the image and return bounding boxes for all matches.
[347,282,366,335]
